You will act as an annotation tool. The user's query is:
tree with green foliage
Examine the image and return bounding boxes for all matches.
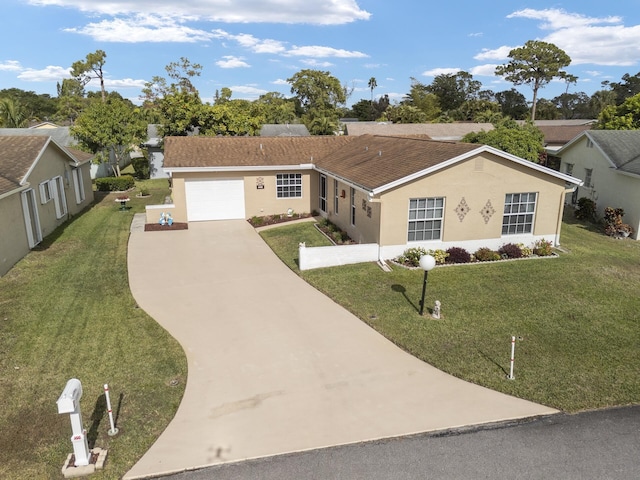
[55,78,87,124]
[494,88,529,120]
[426,71,481,112]
[200,97,264,136]
[349,95,390,121]
[287,69,345,133]
[0,88,58,124]
[141,58,204,136]
[596,93,640,129]
[368,77,377,120]
[385,104,428,124]
[462,119,544,162]
[71,50,107,102]
[71,97,146,176]
[0,97,28,127]
[607,72,640,105]
[495,40,571,121]
[254,92,297,124]
[401,78,441,121]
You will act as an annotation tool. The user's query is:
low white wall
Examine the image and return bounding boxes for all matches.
[146,204,175,224]
[299,243,379,271]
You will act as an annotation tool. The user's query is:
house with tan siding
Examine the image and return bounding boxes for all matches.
[0,136,94,276]
[557,130,640,239]
[161,135,581,260]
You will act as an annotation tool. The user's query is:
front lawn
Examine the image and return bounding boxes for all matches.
[0,179,187,479]
[260,220,640,412]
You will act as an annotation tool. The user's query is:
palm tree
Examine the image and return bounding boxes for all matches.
[0,97,28,127]
[368,77,377,120]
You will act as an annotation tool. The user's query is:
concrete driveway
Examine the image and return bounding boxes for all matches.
[124,219,557,479]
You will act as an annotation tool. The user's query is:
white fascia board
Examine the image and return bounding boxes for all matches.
[372,145,582,196]
[313,166,373,197]
[165,163,315,174]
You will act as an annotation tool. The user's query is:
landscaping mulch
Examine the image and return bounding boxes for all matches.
[144,223,188,232]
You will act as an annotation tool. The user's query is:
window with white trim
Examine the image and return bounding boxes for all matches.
[502,192,537,235]
[319,174,327,212]
[350,187,356,225]
[52,176,67,219]
[333,179,339,215]
[408,197,444,241]
[565,163,573,175]
[584,168,593,188]
[276,173,302,198]
[72,168,85,204]
[39,180,52,204]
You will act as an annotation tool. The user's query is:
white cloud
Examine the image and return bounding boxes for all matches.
[0,60,23,71]
[64,15,214,42]
[230,85,268,97]
[104,78,148,88]
[470,64,499,77]
[286,46,368,58]
[300,59,334,67]
[421,67,461,77]
[212,30,286,54]
[18,65,71,82]
[216,56,250,69]
[506,8,640,66]
[28,0,371,25]
[272,78,289,85]
[474,46,514,61]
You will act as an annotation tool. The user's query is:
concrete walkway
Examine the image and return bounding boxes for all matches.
[124,220,558,479]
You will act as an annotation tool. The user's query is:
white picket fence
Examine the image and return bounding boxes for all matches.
[298,242,380,271]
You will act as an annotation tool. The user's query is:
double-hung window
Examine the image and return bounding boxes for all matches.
[408,197,444,241]
[318,174,327,212]
[276,173,302,198]
[333,179,339,215]
[502,192,537,235]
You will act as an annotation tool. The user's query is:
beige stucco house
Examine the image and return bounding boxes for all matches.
[161,135,581,259]
[557,130,640,239]
[0,136,94,276]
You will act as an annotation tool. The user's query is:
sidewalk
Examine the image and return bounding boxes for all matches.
[124,220,558,479]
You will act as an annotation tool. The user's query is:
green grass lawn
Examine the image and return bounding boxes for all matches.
[0,179,187,479]
[261,219,640,413]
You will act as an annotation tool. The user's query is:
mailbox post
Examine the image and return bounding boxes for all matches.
[57,378,90,466]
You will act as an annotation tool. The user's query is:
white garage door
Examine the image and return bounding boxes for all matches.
[185,178,246,221]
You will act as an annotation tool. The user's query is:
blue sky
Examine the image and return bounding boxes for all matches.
[2,1,640,107]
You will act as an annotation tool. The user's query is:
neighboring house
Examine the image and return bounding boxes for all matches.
[260,124,310,137]
[0,136,94,277]
[162,135,581,259]
[557,130,640,239]
[538,125,592,153]
[29,121,62,129]
[344,122,495,141]
[141,125,166,180]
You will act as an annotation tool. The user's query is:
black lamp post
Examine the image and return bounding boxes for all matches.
[419,254,436,315]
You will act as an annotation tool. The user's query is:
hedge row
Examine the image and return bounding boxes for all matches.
[95,175,135,192]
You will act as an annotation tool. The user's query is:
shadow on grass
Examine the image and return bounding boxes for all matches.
[478,350,508,378]
[391,284,427,314]
[87,393,106,449]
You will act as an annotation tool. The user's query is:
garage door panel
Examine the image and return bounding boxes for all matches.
[185,178,245,221]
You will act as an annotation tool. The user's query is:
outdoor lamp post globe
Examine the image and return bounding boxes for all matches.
[419,254,436,315]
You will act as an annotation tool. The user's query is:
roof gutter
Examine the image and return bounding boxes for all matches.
[165,163,315,174]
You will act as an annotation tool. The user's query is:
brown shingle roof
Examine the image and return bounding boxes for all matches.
[163,135,355,168]
[345,122,494,140]
[315,135,480,190]
[538,125,592,146]
[0,136,49,195]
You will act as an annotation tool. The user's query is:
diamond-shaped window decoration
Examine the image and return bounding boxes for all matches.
[455,197,470,222]
[480,199,496,224]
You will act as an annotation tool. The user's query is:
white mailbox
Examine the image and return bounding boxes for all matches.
[57,378,83,414]
[57,378,90,467]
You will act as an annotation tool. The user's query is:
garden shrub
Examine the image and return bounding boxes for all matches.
[446,246,471,264]
[474,247,501,262]
[603,207,633,238]
[499,243,523,259]
[396,247,428,267]
[95,175,135,192]
[131,155,150,179]
[427,249,449,265]
[533,239,553,256]
[575,197,597,221]
[518,243,533,257]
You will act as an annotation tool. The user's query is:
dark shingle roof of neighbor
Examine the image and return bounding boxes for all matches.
[0,136,50,195]
[260,124,310,136]
[538,125,592,145]
[587,130,640,176]
[0,126,75,146]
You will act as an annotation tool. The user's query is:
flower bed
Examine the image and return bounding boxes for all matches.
[248,212,313,227]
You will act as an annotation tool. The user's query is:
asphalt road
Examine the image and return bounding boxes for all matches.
[154,405,640,480]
